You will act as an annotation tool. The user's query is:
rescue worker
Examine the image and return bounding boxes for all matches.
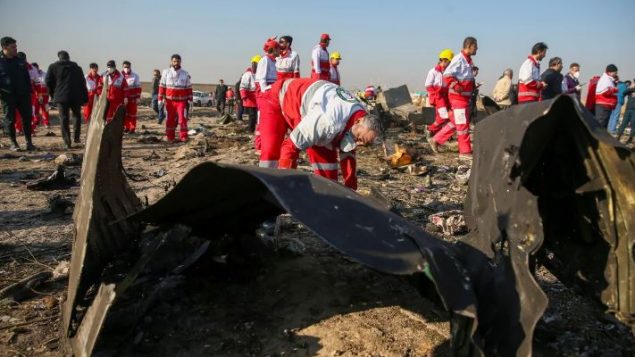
[225,87,235,115]
[364,85,377,101]
[83,63,103,123]
[276,35,300,80]
[594,64,619,128]
[103,60,128,122]
[428,37,478,160]
[424,49,453,137]
[158,54,193,143]
[518,42,548,103]
[259,78,381,190]
[329,51,341,85]
[0,36,36,151]
[240,55,260,133]
[121,61,141,133]
[254,37,280,150]
[310,34,330,80]
[31,63,50,129]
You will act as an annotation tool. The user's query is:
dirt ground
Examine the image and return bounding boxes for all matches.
[1,106,634,356]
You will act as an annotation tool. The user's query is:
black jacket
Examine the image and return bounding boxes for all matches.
[46,60,88,104]
[540,68,563,100]
[215,84,227,101]
[0,53,32,100]
[152,77,160,96]
[624,87,635,110]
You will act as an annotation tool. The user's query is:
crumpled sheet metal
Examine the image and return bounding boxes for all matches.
[63,80,142,356]
[464,94,635,336]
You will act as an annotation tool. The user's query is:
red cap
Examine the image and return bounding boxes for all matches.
[263,39,279,53]
[320,33,331,41]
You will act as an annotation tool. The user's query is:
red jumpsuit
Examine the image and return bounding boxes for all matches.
[432,51,475,154]
[310,44,330,80]
[254,55,278,150]
[260,78,366,190]
[84,72,103,122]
[123,71,141,132]
[104,70,128,122]
[159,67,193,142]
[425,65,450,136]
[34,69,50,127]
[15,63,39,134]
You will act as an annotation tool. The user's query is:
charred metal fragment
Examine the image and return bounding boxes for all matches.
[63,80,142,356]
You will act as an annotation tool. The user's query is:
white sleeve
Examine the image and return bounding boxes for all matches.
[424,69,435,87]
[312,47,321,73]
[160,70,167,87]
[239,72,249,90]
[185,72,192,89]
[293,53,301,74]
[289,106,338,150]
[518,61,533,83]
[255,59,267,89]
[134,73,140,87]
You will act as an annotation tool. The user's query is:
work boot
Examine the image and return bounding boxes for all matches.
[26,142,37,151]
[427,137,439,153]
[9,142,20,151]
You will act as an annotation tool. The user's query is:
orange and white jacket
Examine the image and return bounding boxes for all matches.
[518,56,544,102]
[595,72,618,109]
[276,49,300,80]
[239,67,258,108]
[443,51,474,103]
[122,70,141,100]
[255,55,277,93]
[158,67,192,102]
[310,45,330,80]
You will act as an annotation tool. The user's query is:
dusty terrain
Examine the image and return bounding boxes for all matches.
[1,106,634,356]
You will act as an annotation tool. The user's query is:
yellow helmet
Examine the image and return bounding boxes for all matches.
[439,49,454,61]
[330,51,342,60]
[251,55,262,63]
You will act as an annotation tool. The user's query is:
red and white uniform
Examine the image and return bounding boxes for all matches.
[34,69,50,127]
[159,66,193,142]
[103,70,128,122]
[595,72,618,109]
[84,72,103,122]
[310,44,330,81]
[431,51,474,154]
[364,86,376,100]
[329,65,340,85]
[239,67,257,108]
[424,65,450,136]
[254,54,278,149]
[518,56,544,103]
[122,70,141,132]
[276,49,300,80]
[259,78,366,189]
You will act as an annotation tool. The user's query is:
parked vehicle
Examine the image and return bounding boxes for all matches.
[192,90,213,106]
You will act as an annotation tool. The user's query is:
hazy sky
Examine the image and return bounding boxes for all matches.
[2,0,634,95]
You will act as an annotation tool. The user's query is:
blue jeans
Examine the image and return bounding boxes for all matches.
[151,94,165,123]
[607,105,622,133]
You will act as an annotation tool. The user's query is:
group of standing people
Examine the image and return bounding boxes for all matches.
[489,42,635,144]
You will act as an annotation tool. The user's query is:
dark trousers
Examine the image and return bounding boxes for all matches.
[216,99,226,115]
[236,100,244,120]
[617,109,635,142]
[2,95,33,144]
[58,102,82,146]
[595,105,612,128]
[245,107,257,133]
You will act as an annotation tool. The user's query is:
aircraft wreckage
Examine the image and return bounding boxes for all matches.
[62,82,634,356]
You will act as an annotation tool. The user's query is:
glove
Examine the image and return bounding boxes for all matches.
[575,85,582,91]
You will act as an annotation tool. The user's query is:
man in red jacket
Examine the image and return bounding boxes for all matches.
[518,42,548,103]
[310,34,331,80]
[425,49,453,137]
[103,60,128,122]
[158,54,193,142]
[259,78,380,190]
[83,63,103,122]
[240,55,260,132]
[594,64,619,128]
[122,60,141,133]
[428,37,478,160]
